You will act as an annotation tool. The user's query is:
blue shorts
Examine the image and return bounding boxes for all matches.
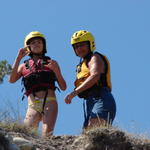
[83,87,116,128]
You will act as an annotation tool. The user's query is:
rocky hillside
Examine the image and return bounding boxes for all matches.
[0,123,150,150]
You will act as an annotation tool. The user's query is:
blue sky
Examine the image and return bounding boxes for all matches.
[0,0,150,136]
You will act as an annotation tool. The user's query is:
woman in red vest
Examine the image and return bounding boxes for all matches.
[9,31,67,137]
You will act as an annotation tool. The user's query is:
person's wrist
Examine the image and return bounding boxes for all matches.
[72,90,78,97]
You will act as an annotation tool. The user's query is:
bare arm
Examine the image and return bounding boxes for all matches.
[65,53,104,104]
[9,47,29,83]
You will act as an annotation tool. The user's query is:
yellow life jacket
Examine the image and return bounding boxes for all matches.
[74,52,112,98]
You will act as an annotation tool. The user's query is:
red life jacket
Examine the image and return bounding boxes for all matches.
[21,56,56,96]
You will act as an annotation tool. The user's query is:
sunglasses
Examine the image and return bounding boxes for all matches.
[73,42,89,49]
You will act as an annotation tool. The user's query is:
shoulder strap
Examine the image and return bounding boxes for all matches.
[24,59,32,72]
[41,56,51,65]
[39,56,51,71]
[76,58,82,73]
[43,56,51,61]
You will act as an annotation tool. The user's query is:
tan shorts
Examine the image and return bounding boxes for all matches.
[28,96,56,113]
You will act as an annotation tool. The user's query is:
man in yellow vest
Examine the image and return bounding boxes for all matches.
[64,30,116,129]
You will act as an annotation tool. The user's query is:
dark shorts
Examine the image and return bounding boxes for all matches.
[83,87,116,128]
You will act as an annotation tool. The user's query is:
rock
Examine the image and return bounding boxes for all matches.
[13,137,33,150]
[1,125,150,150]
[0,145,5,150]
[5,133,13,142]
[8,143,20,150]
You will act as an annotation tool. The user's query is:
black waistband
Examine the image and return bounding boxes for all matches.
[78,86,111,99]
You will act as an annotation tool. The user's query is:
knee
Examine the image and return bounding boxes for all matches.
[24,119,35,128]
[24,115,40,128]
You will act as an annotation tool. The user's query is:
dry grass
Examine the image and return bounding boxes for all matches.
[0,102,38,137]
[0,121,38,137]
[80,126,150,150]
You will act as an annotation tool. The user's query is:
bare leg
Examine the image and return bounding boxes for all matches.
[87,117,107,129]
[24,107,42,129]
[42,100,58,137]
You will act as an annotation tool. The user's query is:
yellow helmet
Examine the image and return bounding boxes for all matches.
[24,31,47,54]
[71,30,96,51]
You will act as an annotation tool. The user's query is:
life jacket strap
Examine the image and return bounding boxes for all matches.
[41,89,48,115]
